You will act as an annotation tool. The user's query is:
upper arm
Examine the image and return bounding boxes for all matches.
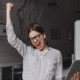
[6,24,30,57]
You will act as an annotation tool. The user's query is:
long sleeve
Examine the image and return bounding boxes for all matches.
[55,51,63,80]
[6,24,30,57]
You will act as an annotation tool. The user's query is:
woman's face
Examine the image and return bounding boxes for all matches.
[29,30,46,51]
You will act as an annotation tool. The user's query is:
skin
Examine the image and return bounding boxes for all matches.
[70,72,80,80]
[6,3,14,24]
[29,30,48,53]
[6,3,48,55]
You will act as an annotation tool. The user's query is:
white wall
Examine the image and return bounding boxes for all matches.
[74,20,80,60]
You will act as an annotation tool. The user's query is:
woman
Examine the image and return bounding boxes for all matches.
[6,3,63,80]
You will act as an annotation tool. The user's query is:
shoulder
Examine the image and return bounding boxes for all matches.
[26,46,38,54]
[49,47,61,54]
[27,46,35,51]
[49,47,62,62]
[48,47,62,57]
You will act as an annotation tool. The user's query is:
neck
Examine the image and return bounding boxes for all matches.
[40,45,48,55]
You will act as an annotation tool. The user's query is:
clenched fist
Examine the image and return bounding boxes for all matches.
[6,3,14,12]
[6,3,14,24]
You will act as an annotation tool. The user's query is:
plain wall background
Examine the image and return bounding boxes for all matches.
[74,20,80,60]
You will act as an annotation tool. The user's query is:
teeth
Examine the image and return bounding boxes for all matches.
[36,42,40,46]
[37,44,39,46]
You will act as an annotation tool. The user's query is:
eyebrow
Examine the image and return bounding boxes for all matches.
[29,34,40,39]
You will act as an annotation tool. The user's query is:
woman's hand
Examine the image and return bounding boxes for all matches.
[70,72,80,80]
[6,3,14,24]
[6,3,14,12]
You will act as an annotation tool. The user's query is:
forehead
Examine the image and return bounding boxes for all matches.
[29,31,40,38]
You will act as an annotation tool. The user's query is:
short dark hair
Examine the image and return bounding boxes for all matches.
[28,23,48,48]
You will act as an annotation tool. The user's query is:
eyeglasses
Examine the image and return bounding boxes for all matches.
[30,34,41,42]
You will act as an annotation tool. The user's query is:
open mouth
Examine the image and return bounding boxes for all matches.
[36,42,41,48]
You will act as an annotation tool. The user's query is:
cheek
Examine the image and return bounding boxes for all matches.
[31,42,35,46]
[40,36,44,40]
[40,38,45,44]
[32,43,35,46]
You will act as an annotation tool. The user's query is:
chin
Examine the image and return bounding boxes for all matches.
[35,45,43,51]
[39,47,44,51]
[37,47,42,50]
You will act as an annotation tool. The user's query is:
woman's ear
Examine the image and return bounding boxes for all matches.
[43,33,46,39]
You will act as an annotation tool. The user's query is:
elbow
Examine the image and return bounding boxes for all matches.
[7,35,17,47]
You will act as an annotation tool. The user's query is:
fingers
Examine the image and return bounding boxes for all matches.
[70,72,80,80]
[6,3,14,11]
